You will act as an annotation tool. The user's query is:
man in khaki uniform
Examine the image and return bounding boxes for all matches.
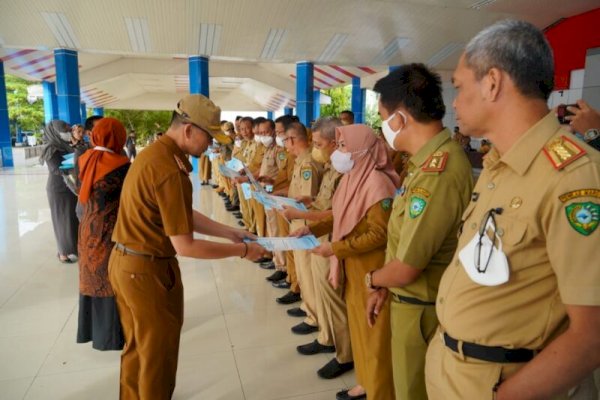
[425,20,600,400]
[108,95,265,400]
[264,116,296,281]
[283,117,354,379]
[276,122,322,306]
[252,119,278,238]
[367,64,473,400]
[234,117,259,231]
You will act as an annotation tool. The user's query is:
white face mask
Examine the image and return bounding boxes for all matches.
[276,136,285,147]
[254,135,261,144]
[458,216,510,286]
[262,136,274,147]
[381,111,407,151]
[59,132,72,142]
[234,139,242,148]
[330,150,354,174]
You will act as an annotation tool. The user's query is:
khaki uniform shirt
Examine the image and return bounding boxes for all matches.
[259,144,280,179]
[231,142,244,162]
[437,113,600,349]
[273,147,295,191]
[112,135,193,257]
[246,140,266,174]
[386,129,473,302]
[240,139,256,165]
[311,163,342,211]
[288,149,322,200]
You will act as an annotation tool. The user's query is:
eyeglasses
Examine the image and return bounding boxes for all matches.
[475,208,503,273]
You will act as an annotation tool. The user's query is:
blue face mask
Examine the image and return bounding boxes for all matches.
[83,135,90,143]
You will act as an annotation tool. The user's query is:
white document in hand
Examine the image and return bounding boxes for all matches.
[251,235,320,252]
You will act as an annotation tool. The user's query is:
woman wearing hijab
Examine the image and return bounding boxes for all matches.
[293,124,399,400]
[40,120,80,263]
[76,118,130,350]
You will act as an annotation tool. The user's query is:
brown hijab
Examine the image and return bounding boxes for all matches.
[331,124,400,244]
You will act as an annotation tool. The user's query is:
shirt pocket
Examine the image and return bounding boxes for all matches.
[493,214,528,248]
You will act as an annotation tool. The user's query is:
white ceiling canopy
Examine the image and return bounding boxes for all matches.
[0,0,597,111]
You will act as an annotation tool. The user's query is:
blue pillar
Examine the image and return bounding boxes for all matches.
[80,102,87,123]
[351,77,366,124]
[284,107,293,116]
[189,56,210,172]
[313,90,321,120]
[42,81,58,124]
[92,107,104,117]
[389,66,401,73]
[0,62,13,167]
[189,56,209,97]
[296,62,314,126]
[54,49,81,125]
[267,111,274,120]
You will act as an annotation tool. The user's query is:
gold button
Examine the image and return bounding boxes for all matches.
[487,182,495,189]
[510,197,523,209]
[130,274,135,279]
[497,228,504,236]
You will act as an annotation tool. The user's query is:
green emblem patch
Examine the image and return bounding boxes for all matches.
[409,196,427,219]
[381,198,392,211]
[278,152,287,161]
[565,202,599,236]
[302,170,312,180]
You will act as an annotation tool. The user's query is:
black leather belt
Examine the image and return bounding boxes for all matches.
[392,293,435,306]
[114,243,173,260]
[443,332,536,363]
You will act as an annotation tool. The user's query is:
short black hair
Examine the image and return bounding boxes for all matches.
[253,117,267,127]
[260,119,275,131]
[84,115,103,131]
[240,116,253,125]
[373,63,445,123]
[235,115,243,121]
[275,115,294,130]
[340,110,354,118]
[286,122,308,141]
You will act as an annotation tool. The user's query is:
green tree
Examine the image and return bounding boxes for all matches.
[320,85,351,118]
[5,75,45,135]
[364,103,382,130]
[104,109,171,144]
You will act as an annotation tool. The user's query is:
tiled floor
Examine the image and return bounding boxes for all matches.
[0,163,355,400]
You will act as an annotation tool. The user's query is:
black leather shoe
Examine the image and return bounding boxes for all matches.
[286,307,306,317]
[233,212,243,218]
[266,270,287,282]
[226,205,240,212]
[259,261,275,270]
[297,340,335,355]
[318,358,354,379]
[276,291,301,304]
[254,257,272,264]
[291,322,318,335]
[237,221,245,227]
[335,389,365,400]
[272,279,291,289]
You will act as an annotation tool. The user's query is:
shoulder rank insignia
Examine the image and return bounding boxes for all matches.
[565,202,599,236]
[543,135,586,170]
[173,155,190,176]
[302,169,312,180]
[422,151,448,172]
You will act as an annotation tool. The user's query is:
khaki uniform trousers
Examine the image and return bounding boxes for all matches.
[290,219,318,327]
[312,241,352,364]
[282,217,299,293]
[237,183,255,232]
[391,300,438,400]
[344,257,395,400]
[199,154,211,182]
[424,328,595,400]
[266,209,286,270]
[108,249,184,400]
[211,157,221,186]
[251,199,267,237]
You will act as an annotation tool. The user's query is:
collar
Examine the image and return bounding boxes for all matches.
[295,148,312,164]
[485,112,560,176]
[408,128,451,168]
[158,135,192,172]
